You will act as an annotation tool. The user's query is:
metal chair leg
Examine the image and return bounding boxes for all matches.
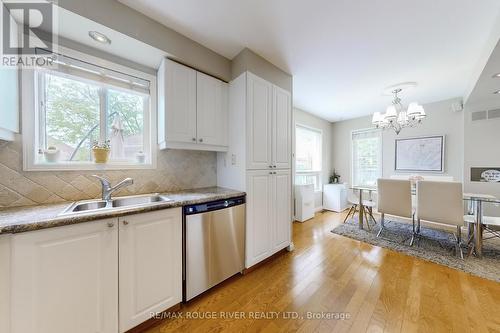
[456,225,464,260]
[376,213,385,237]
[343,205,354,223]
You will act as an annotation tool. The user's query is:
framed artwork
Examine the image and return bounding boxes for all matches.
[395,135,445,172]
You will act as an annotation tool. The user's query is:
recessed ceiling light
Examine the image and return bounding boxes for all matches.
[494,90,500,94]
[88,31,111,45]
[493,73,500,78]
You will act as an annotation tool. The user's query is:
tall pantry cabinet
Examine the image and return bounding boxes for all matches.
[217,72,292,268]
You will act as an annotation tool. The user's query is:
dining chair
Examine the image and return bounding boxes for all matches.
[415,181,464,258]
[343,189,376,230]
[376,179,414,237]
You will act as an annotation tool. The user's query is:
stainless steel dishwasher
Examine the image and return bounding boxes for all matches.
[183,196,245,301]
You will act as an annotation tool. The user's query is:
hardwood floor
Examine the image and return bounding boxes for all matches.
[147,211,500,333]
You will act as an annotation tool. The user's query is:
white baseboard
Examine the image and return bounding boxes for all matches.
[314,206,323,212]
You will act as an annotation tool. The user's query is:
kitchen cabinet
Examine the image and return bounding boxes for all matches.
[158,58,228,152]
[158,58,197,145]
[246,73,273,169]
[272,169,291,251]
[196,71,228,147]
[246,72,291,170]
[272,86,292,169]
[246,169,291,267]
[7,208,182,333]
[118,209,182,332]
[246,170,273,266]
[10,219,118,333]
[218,71,293,268]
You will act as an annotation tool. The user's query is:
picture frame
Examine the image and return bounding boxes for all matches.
[395,135,445,172]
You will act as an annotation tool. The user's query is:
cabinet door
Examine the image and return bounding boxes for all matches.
[246,73,273,170]
[164,59,197,143]
[196,72,228,147]
[272,86,292,169]
[246,170,273,267]
[119,208,182,332]
[273,170,292,251]
[11,219,118,333]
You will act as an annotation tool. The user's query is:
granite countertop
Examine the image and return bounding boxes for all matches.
[0,187,245,235]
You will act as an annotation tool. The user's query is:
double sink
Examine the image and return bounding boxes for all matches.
[60,194,172,215]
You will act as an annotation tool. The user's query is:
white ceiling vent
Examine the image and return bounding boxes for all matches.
[471,109,500,121]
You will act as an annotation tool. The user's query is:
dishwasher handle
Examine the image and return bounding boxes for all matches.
[184,196,245,215]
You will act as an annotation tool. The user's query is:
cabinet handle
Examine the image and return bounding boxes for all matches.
[123,221,129,225]
[199,138,203,143]
[269,172,273,175]
[107,222,114,228]
[273,165,277,168]
[192,137,196,142]
[269,165,272,169]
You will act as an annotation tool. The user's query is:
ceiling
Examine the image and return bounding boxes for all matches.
[118,0,500,122]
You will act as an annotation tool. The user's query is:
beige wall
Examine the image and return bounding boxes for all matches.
[331,98,465,186]
[231,48,292,92]
[294,108,332,209]
[58,0,232,81]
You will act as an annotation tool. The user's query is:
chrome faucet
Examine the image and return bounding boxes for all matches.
[92,175,134,201]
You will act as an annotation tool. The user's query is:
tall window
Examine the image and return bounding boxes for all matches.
[23,47,155,170]
[352,129,382,186]
[295,124,322,190]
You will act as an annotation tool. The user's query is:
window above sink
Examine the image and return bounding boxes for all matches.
[22,46,157,171]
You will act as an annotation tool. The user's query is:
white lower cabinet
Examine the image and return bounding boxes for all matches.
[118,209,182,332]
[8,208,183,333]
[10,218,119,333]
[246,169,291,268]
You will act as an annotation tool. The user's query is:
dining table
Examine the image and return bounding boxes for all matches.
[350,185,499,258]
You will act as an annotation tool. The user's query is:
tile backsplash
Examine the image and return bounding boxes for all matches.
[0,135,217,208]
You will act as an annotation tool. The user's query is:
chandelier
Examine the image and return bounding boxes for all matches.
[372,86,426,135]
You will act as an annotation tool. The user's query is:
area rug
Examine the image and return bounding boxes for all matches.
[331,217,500,282]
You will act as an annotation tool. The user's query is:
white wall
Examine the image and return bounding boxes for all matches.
[331,98,464,185]
[294,108,332,209]
[463,99,500,215]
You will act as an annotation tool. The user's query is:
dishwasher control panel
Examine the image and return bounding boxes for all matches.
[184,196,245,215]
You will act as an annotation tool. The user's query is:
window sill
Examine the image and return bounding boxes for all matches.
[24,161,156,171]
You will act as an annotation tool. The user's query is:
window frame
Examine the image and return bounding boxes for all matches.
[294,123,323,191]
[350,128,383,187]
[22,45,157,171]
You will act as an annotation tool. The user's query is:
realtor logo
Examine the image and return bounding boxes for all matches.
[1,0,57,67]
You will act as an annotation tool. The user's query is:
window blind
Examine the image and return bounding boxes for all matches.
[35,48,150,95]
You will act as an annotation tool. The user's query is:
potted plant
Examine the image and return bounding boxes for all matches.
[92,140,111,164]
[43,146,60,163]
[329,169,341,184]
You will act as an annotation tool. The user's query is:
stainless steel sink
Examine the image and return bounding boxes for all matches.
[71,201,108,212]
[112,194,166,207]
[60,194,172,215]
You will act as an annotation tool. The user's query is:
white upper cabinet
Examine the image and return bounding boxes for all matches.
[196,72,228,147]
[119,209,182,333]
[272,86,292,169]
[10,219,118,333]
[246,73,291,170]
[158,58,197,145]
[246,72,273,170]
[158,58,228,151]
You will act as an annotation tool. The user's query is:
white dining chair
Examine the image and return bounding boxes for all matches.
[415,181,464,258]
[376,179,414,237]
[343,189,376,229]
